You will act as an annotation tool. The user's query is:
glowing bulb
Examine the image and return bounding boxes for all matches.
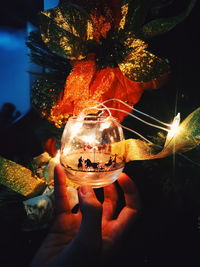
[169,113,180,137]
[99,119,112,131]
[71,121,83,137]
[164,113,181,147]
[81,134,97,144]
[63,147,71,155]
[55,150,60,162]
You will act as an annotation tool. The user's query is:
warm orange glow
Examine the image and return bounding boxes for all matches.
[55,150,61,162]
[49,60,169,126]
[44,138,57,157]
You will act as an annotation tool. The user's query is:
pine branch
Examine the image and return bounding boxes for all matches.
[27,31,71,75]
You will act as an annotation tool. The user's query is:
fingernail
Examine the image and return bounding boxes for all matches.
[66,186,78,209]
[79,185,90,196]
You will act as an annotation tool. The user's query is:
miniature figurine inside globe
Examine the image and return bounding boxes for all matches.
[60,115,125,188]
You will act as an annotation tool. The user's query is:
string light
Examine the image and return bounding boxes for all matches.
[79,99,181,146]
[164,113,181,147]
[101,98,171,127]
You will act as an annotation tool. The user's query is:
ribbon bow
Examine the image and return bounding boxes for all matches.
[29,0,195,127]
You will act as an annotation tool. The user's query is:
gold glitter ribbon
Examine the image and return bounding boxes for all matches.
[0,157,46,197]
[1,107,199,197]
[111,107,200,162]
[30,1,196,126]
[40,3,93,60]
[40,2,170,82]
[118,37,170,82]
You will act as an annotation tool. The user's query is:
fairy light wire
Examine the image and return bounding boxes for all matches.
[80,105,154,143]
[120,124,154,144]
[101,98,171,127]
[79,99,177,146]
[81,104,169,131]
[109,107,170,131]
[80,103,112,118]
[77,99,200,168]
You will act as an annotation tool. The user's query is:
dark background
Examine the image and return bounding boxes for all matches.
[0,0,199,266]
[0,0,43,28]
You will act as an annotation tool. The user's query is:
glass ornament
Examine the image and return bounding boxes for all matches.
[60,115,125,188]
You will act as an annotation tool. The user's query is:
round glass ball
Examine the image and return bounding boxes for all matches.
[60,115,125,188]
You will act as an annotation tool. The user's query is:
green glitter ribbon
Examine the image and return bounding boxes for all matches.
[27,0,196,120]
[39,0,196,82]
[141,0,197,39]
[40,3,93,60]
[39,2,169,82]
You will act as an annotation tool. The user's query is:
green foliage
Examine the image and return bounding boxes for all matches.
[27,30,70,74]
[142,0,197,39]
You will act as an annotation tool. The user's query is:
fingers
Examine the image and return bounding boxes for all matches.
[118,173,140,210]
[117,173,140,227]
[76,185,102,259]
[43,137,57,157]
[54,164,71,214]
[54,186,102,267]
[78,185,102,226]
[102,183,118,221]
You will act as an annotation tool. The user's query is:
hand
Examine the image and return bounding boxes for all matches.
[101,172,140,254]
[30,164,140,267]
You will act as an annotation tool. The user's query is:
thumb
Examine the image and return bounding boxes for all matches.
[54,186,102,267]
[78,186,102,253]
[78,185,102,231]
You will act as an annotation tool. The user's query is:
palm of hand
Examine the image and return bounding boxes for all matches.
[30,166,140,267]
[101,175,139,253]
[36,213,80,265]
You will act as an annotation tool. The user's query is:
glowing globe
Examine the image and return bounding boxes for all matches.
[60,115,125,188]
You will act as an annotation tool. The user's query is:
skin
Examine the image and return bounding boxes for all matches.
[30,164,140,267]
